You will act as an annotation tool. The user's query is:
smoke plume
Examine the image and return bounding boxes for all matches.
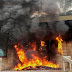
[0,0,69,43]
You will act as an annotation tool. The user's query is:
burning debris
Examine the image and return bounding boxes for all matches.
[13,40,59,71]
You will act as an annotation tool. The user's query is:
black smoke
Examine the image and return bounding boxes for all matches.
[63,20,72,41]
[0,0,70,44]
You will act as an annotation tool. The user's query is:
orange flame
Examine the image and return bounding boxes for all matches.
[56,35,63,54]
[41,41,45,46]
[13,42,59,70]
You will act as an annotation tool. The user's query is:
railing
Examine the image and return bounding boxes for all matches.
[63,56,72,71]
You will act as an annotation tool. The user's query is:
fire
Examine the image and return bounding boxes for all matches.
[56,35,63,54]
[14,45,27,63]
[13,41,59,70]
[41,41,45,46]
[31,42,36,51]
